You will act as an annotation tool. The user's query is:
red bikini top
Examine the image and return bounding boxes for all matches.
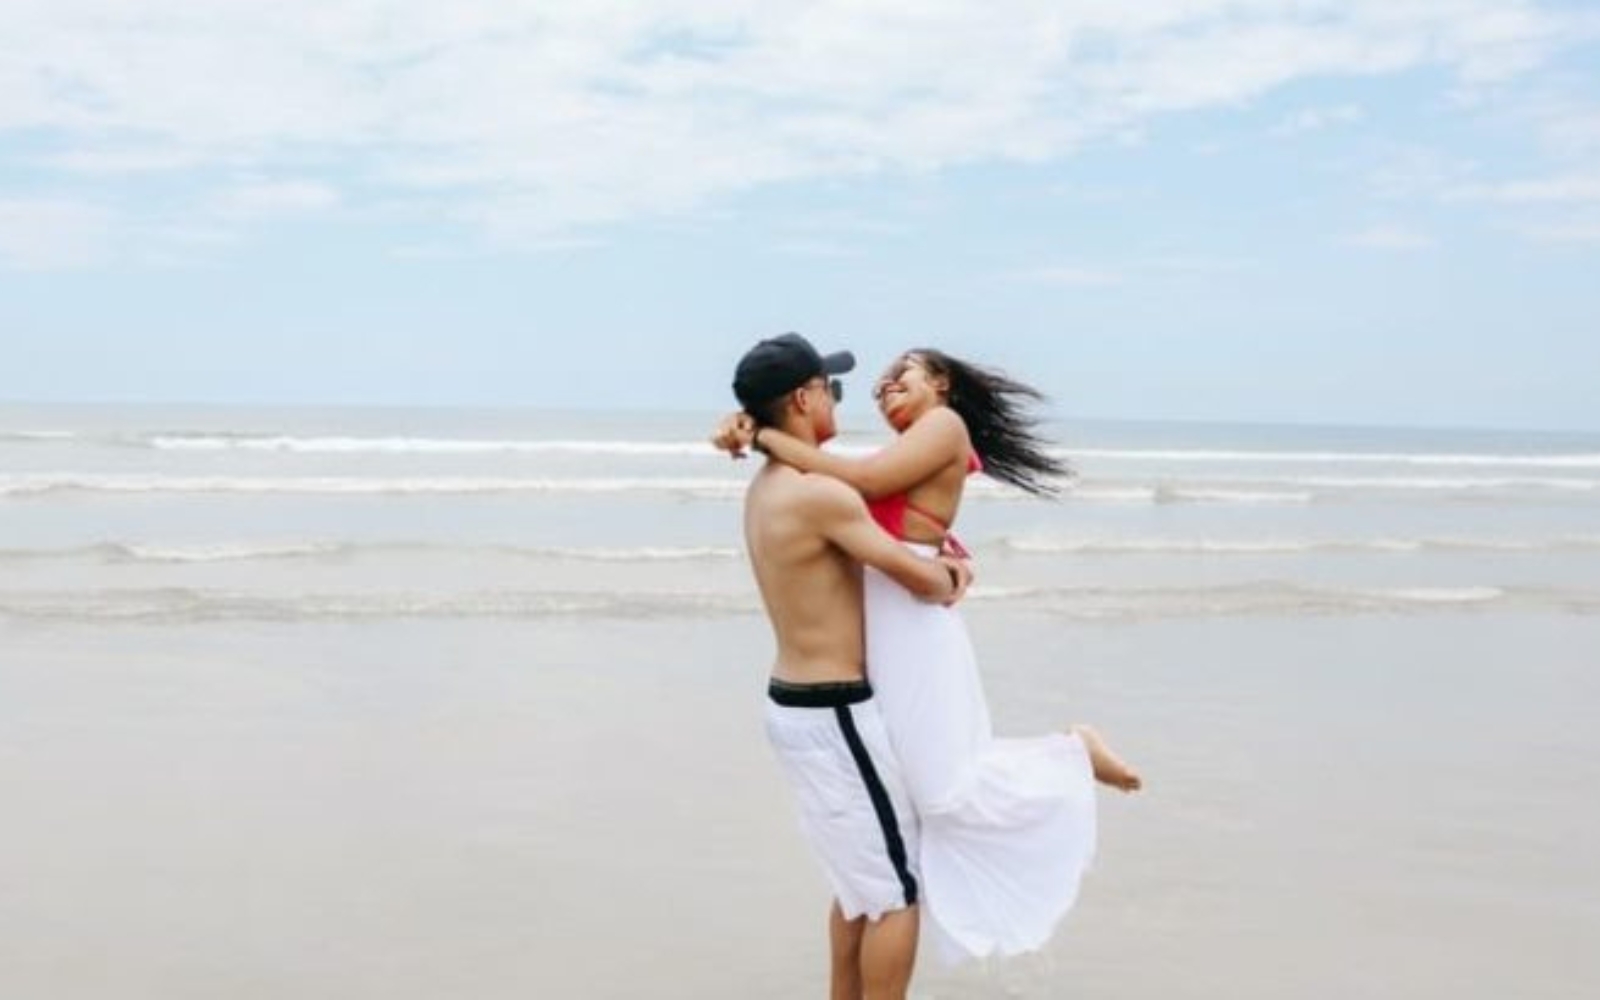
[867,452,983,557]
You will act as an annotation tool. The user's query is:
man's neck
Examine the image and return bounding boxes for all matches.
[775,418,821,447]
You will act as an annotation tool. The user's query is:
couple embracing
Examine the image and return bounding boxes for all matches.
[718,334,1140,999]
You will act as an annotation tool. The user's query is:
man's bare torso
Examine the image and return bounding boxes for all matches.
[743,462,867,684]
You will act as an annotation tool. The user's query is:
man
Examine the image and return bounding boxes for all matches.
[730,333,973,1000]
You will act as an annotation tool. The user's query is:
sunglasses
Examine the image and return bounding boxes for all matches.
[809,377,843,402]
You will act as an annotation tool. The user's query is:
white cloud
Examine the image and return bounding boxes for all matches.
[1536,105,1600,158]
[0,0,1594,254]
[1008,265,1124,287]
[1140,253,1259,274]
[1342,224,1436,250]
[1451,173,1600,203]
[1366,146,1485,202]
[0,198,114,269]
[1518,218,1600,244]
[768,240,863,259]
[1273,104,1365,136]
[208,180,342,220]
[44,146,210,174]
[1007,252,1255,286]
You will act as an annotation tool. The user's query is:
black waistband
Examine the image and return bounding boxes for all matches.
[767,678,873,708]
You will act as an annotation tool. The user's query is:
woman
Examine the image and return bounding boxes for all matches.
[715,348,1140,964]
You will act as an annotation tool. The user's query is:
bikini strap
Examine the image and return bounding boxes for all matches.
[901,498,952,535]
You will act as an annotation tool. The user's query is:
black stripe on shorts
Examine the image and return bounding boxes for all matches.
[833,703,919,908]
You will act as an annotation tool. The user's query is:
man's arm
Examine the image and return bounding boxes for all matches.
[755,407,967,500]
[809,477,972,602]
[709,409,969,499]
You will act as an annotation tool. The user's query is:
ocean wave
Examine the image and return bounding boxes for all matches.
[0,541,744,566]
[1372,587,1504,603]
[1150,485,1316,505]
[998,535,1600,556]
[0,588,760,625]
[0,473,750,499]
[6,469,1593,505]
[971,582,1600,620]
[537,545,741,562]
[8,535,1588,567]
[0,430,77,443]
[137,433,725,457]
[94,433,1600,470]
[1258,474,1600,493]
[6,582,1597,625]
[1062,485,1315,505]
[10,532,1594,567]
[1067,447,1600,469]
[111,542,347,563]
[0,473,1307,505]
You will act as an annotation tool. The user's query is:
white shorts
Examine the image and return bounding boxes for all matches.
[765,678,920,921]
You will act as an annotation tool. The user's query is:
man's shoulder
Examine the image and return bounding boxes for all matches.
[751,465,860,516]
[791,469,862,507]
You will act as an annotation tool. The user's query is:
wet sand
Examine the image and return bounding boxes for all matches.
[3,610,1596,998]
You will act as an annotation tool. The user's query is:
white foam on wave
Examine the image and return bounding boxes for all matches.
[1058,484,1314,505]
[0,473,750,499]
[8,469,1589,506]
[0,540,745,566]
[999,535,1600,556]
[1067,447,1600,469]
[1007,581,1551,620]
[0,588,760,624]
[109,542,347,563]
[143,434,723,457]
[124,434,1600,469]
[0,430,78,443]
[1271,474,1600,492]
[1369,587,1506,603]
[1005,537,1308,555]
[1153,485,1317,505]
[540,546,742,562]
[8,581,1593,625]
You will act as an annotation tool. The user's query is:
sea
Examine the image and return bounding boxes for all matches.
[4,402,1599,625]
[3,401,1598,999]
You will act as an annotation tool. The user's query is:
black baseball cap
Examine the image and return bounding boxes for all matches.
[732,333,855,408]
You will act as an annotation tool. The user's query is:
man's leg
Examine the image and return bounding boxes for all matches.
[829,900,865,1000]
[858,905,919,1000]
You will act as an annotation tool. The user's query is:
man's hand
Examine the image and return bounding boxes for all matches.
[709,411,757,459]
[937,555,974,606]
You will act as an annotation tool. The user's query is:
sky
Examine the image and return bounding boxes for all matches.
[3,1,1599,431]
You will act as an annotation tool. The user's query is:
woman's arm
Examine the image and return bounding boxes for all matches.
[811,477,974,603]
[756,407,968,499]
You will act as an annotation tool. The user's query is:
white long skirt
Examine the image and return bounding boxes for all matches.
[864,547,1098,964]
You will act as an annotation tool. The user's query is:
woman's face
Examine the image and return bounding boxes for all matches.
[873,353,947,431]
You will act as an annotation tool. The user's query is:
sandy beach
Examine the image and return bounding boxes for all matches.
[4,610,1596,999]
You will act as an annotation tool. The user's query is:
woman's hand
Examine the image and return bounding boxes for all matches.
[709,411,757,458]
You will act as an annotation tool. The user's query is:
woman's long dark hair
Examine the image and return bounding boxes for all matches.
[909,348,1071,497]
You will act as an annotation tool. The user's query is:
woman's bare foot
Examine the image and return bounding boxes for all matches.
[1072,724,1142,792]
